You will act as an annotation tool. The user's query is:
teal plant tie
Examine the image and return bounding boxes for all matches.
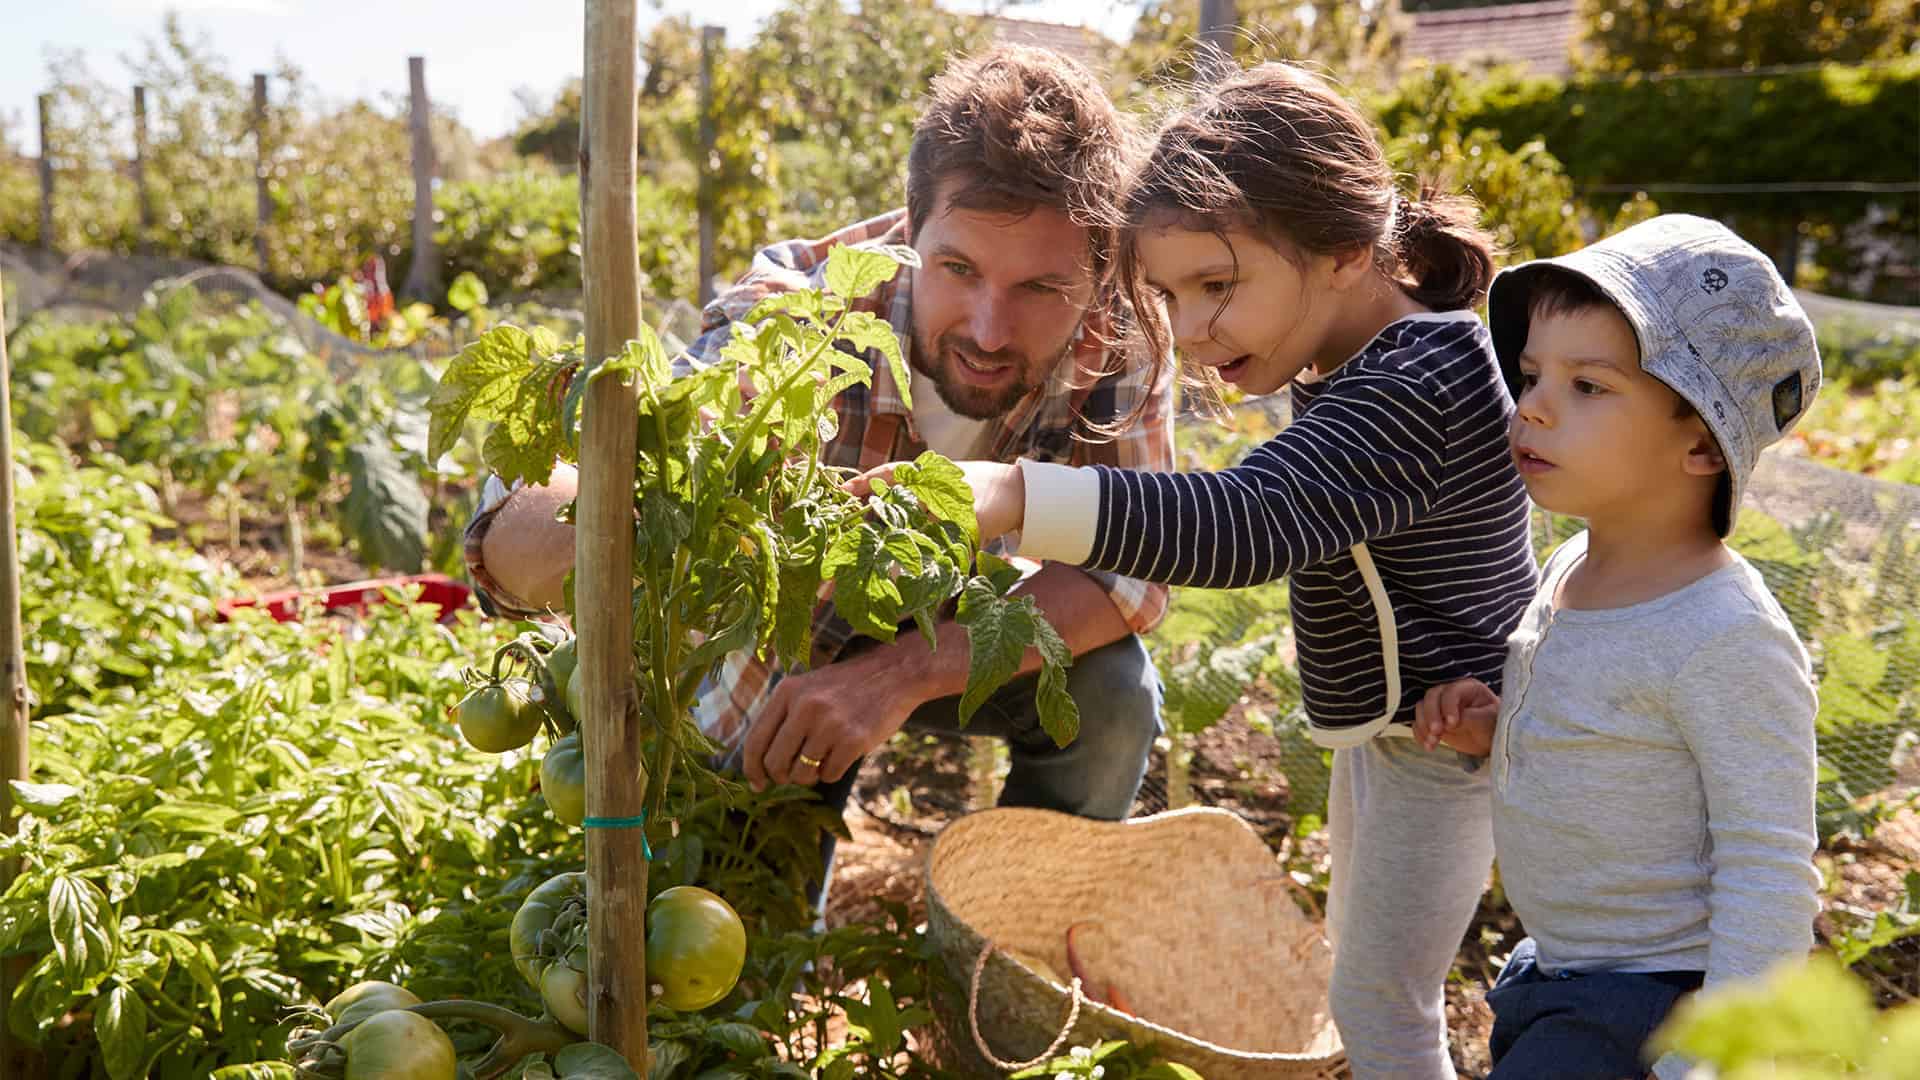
[581,810,653,859]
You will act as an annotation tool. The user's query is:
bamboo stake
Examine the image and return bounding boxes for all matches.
[579,0,647,1061]
[0,282,44,1078]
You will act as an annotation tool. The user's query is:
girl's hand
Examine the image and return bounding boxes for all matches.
[846,460,1028,542]
[1412,677,1500,757]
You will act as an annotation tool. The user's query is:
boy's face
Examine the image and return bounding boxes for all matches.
[1510,303,1721,528]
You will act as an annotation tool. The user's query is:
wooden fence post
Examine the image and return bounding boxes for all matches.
[579,0,647,1062]
[402,56,443,302]
[1199,0,1237,78]
[36,95,53,251]
[133,86,153,254]
[697,26,724,307]
[253,74,270,274]
[0,282,44,1079]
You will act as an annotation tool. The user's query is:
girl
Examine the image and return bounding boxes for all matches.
[882,64,1539,1078]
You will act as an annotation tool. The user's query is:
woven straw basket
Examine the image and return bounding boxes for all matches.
[923,806,1346,1079]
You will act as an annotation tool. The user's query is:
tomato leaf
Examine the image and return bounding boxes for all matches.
[822,244,907,305]
[427,324,538,463]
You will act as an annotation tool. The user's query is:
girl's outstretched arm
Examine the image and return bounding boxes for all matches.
[1019,366,1456,589]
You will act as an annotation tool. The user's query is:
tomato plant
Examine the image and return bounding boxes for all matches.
[428,243,1080,828]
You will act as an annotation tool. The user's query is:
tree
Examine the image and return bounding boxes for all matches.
[1120,0,1407,94]
[1578,0,1918,74]
[747,0,987,237]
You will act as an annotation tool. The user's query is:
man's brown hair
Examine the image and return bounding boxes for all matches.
[905,44,1134,291]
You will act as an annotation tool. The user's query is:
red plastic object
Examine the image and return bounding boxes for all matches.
[216,573,472,626]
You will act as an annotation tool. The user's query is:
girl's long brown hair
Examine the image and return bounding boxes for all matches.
[1120,63,1498,383]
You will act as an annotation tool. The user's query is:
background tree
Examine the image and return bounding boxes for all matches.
[1578,0,1918,74]
[1120,0,1407,95]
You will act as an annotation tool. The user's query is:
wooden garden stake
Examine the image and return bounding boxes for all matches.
[133,86,153,253]
[0,283,44,1078]
[402,57,444,302]
[253,74,271,273]
[578,0,649,1061]
[36,95,53,251]
[697,26,724,307]
[1199,0,1237,80]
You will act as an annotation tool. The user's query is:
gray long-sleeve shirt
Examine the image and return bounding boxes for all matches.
[1491,531,1820,992]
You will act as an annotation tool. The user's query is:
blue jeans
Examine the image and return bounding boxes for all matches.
[1487,938,1703,1080]
[757,633,1164,912]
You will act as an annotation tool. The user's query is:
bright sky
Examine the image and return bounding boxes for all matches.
[2,0,1147,149]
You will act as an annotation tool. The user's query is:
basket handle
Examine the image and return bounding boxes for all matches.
[968,941,1086,1073]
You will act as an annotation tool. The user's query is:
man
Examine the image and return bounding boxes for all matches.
[465,46,1172,889]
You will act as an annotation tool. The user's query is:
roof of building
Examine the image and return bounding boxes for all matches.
[1405,0,1579,76]
[984,15,1110,67]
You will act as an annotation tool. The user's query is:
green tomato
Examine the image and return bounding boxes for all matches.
[325,980,421,1029]
[338,1009,456,1080]
[544,638,579,734]
[511,870,587,987]
[540,960,591,1036]
[541,732,587,827]
[456,678,543,753]
[646,885,747,1012]
[565,663,585,725]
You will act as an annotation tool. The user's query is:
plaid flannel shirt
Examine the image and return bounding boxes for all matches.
[470,209,1173,749]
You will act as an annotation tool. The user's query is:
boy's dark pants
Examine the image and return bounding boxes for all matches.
[1487,937,1703,1080]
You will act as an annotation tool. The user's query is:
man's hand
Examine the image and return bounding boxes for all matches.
[1412,677,1500,757]
[740,650,920,791]
[847,459,1028,542]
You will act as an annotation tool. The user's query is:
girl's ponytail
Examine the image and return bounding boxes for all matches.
[1392,184,1497,312]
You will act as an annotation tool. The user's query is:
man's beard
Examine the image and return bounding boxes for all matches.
[908,329,1072,421]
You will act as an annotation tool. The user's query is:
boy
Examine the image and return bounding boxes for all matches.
[1412,214,1823,1080]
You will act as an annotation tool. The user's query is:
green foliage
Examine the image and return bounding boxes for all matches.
[746,0,987,238]
[10,286,445,573]
[1011,1040,1204,1080]
[1375,58,1920,301]
[1119,0,1403,93]
[1650,953,1920,1077]
[430,244,1077,822]
[13,443,231,714]
[0,587,539,1075]
[1576,0,1917,74]
[1377,64,1661,262]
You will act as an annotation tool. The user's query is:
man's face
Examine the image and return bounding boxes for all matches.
[908,179,1097,420]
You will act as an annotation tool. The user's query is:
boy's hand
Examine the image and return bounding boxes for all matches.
[846,459,1027,541]
[1413,677,1500,757]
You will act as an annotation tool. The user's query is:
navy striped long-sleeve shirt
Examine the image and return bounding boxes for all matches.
[1019,311,1540,745]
